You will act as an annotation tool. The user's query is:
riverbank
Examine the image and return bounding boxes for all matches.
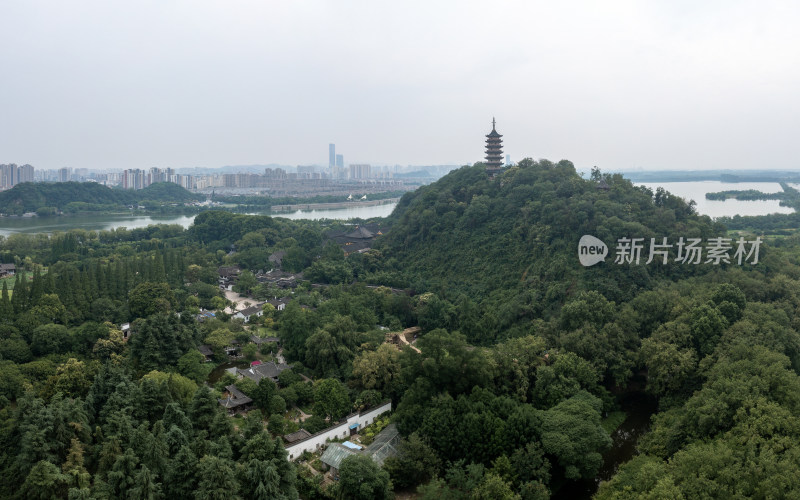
[270,198,400,212]
[0,201,400,237]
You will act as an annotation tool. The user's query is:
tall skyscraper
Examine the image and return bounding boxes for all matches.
[336,154,344,168]
[329,144,336,167]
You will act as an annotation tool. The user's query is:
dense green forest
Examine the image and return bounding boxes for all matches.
[0,182,204,215]
[2,159,800,498]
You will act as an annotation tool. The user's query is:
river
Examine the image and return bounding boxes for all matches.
[0,213,198,238]
[0,202,399,237]
[268,201,397,220]
[635,181,794,218]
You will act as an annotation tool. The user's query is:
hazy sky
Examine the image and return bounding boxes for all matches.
[2,1,799,171]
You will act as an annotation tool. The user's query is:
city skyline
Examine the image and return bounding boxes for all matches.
[2,2,800,172]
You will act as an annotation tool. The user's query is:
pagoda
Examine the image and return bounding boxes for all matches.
[485,117,504,175]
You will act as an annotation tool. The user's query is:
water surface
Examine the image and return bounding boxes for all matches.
[0,214,196,237]
[635,181,793,218]
[0,202,399,237]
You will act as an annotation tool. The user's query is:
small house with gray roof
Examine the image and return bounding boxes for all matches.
[0,264,15,278]
[237,360,289,384]
[218,384,253,414]
[233,304,264,322]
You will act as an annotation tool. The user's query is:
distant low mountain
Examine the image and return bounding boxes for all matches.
[0,182,203,215]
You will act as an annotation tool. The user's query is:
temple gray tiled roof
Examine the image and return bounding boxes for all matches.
[237,361,289,383]
[218,384,252,409]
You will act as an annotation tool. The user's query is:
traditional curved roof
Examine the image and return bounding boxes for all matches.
[345,226,375,239]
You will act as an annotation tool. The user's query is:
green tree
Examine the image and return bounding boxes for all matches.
[106,448,140,499]
[690,304,728,357]
[313,379,351,421]
[540,391,611,480]
[234,270,258,295]
[351,344,402,394]
[189,385,220,432]
[710,283,746,324]
[0,281,13,320]
[490,335,546,403]
[129,312,196,372]
[62,438,91,490]
[195,456,240,500]
[0,331,32,363]
[335,455,392,500]
[268,414,285,435]
[31,323,70,356]
[178,349,213,383]
[19,460,68,500]
[250,378,277,412]
[92,325,125,361]
[472,473,520,500]
[163,445,198,498]
[384,432,441,489]
[531,351,605,409]
[278,301,313,360]
[129,465,163,500]
[640,337,697,396]
[129,282,175,319]
[50,358,93,399]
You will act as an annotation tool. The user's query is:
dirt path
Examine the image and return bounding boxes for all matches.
[292,407,312,423]
[223,290,253,313]
[302,462,320,476]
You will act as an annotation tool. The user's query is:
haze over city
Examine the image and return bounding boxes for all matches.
[2,1,799,171]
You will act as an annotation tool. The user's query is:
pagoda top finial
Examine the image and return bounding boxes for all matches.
[492,117,496,130]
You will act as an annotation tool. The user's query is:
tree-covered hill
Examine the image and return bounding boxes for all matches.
[136,181,205,204]
[0,182,203,214]
[377,160,724,312]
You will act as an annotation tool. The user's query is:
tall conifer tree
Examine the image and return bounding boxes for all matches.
[11,272,27,314]
[0,281,13,321]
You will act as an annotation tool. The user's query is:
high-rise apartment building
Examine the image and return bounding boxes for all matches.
[58,168,72,182]
[0,164,17,188]
[349,164,371,179]
[18,164,34,183]
[329,144,336,167]
[122,169,146,189]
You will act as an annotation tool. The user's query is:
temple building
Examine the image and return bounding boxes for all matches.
[485,118,504,176]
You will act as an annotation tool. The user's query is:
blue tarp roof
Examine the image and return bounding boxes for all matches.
[349,423,359,429]
[342,441,361,450]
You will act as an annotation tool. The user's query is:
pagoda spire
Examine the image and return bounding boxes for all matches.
[485,118,504,172]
